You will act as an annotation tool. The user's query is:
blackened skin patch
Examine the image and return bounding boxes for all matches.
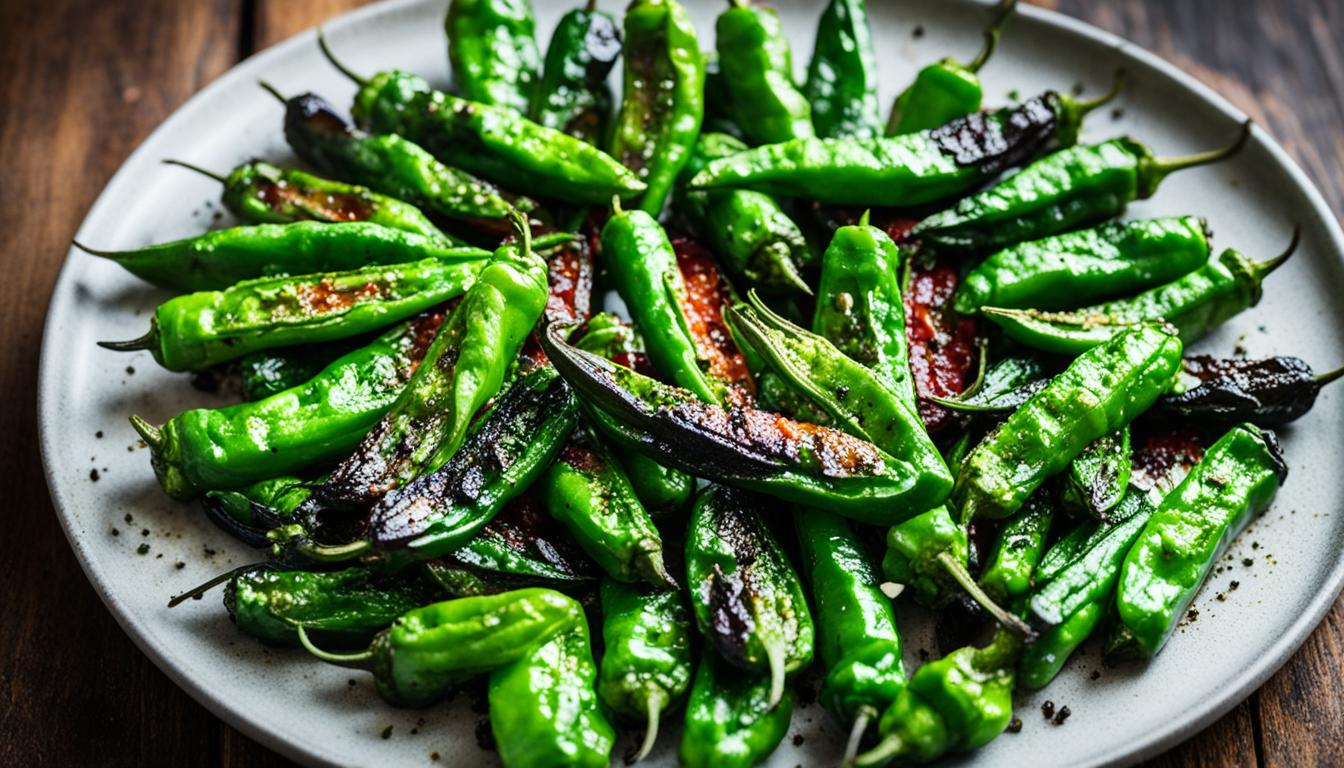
[930,94,1059,176]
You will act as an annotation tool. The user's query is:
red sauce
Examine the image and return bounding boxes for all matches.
[258,179,372,222]
[295,279,385,315]
[905,262,977,432]
[672,237,755,407]
[521,224,596,366]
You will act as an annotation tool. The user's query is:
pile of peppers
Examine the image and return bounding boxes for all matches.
[88,1,1335,766]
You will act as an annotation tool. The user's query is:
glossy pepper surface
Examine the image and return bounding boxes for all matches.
[716,0,814,146]
[954,216,1211,314]
[954,323,1183,521]
[1115,423,1285,657]
[977,491,1053,602]
[530,0,621,145]
[1058,427,1132,520]
[598,578,694,762]
[804,0,881,140]
[610,0,705,214]
[489,619,615,768]
[687,485,814,708]
[297,588,583,707]
[1162,355,1344,426]
[446,0,541,113]
[679,649,796,768]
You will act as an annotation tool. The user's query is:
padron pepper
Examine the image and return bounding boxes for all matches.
[686,485,814,708]
[236,340,361,401]
[954,322,1183,521]
[679,647,795,768]
[977,491,1053,603]
[530,0,622,145]
[297,587,583,707]
[445,0,541,114]
[716,0,814,146]
[929,354,1048,416]
[1057,427,1132,520]
[1114,423,1285,658]
[610,0,705,214]
[915,123,1251,253]
[804,0,882,140]
[983,232,1298,355]
[202,474,315,547]
[598,578,694,763]
[1161,354,1344,426]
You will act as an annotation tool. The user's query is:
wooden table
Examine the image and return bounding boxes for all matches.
[2,1,1339,765]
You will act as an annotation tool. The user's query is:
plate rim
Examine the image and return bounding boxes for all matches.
[36,1,1344,766]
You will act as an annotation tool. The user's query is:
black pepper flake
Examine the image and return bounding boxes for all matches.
[1089,670,1101,681]
[1006,718,1022,733]
[204,546,217,557]
[1111,107,1125,120]
[1252,541,1260,550]
[1041,700,1055,719]
[409,728,418,735]
[141,528,150,537]
[1187,608,1199,621]
[96,431,104,439]
[111,528,120,536]
[124,513,134,523]
[1242,558,1254,567]
[430,753,440,761]
[89,469,100,482]
[125,366,136,375]
[175,561,185,569]
[348,679,357,687]
[792,734,804,747]
[380,725,393,740]
[912,24,925,38]
[1053,706,1071,725]
[1229,580,1240,590]
[136,543,150,555]
[156,553,163,559]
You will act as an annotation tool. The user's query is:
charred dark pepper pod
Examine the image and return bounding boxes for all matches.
[1161,355,1344,426]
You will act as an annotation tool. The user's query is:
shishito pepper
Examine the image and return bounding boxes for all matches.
[609,0,705,215]
[977,491,1053,603]
[101,257,482,372]
[1161,354,1344,426]
[530,0,622,145]
[983,234,1297,355]
[445,0,541,114]
[1057,427,1132,520]
[237,342,357,401]
[716,0,814,146]
[804,0,882,140]
[319,225,548,507]
[489,619,616,768]
[954,323,1183,521]
[915,124,1250,253]
[130,311,443,500]
[953,216,1212,314]
[885,0,1018,136]
[598,578,694,762]
[1114,423,1285,658]
[686,485,814,709]
[297,588,583,707]
[679,649,795,768]
[687,86,1115,206]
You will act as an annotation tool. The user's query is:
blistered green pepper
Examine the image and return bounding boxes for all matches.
[679,649,795,768]
[1058,427,1132,520]
[716,0,814,146]
[530,0,622,144]
[977,492,1053,602]
[446,0,541,113]
[804,0,881,140]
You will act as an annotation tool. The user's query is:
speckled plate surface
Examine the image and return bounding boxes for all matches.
[38,0,1344,766]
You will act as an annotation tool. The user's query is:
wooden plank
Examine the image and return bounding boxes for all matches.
[1257,600,1344,768]
[1143,699,1259,768]
[253,0,377,51]
[0,0,243,766]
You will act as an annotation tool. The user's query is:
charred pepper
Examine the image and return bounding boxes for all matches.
[1161,355,1344,426]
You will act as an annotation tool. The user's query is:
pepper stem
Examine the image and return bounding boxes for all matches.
[316,29,368,86]
[98,327,157,353]
[1053,68,1124,147]
[1142,119,1252,196]
[296,624,376,670]
[850,732,904,768]
[633,696,662,763]
[167,563,260,608]
[1314,364,1344,386]
[635,542,678,591]
[844,705,877,765]
[128,415,163,450]
[162,159,226,183]
[965,0,1019,73]
[764,637,787,711]
[858,209,872,227]
[611,194,624,216]
[936,550,1037,641]
[295,538,373,563]
[1250,226,1300,282]
[71,240,120,259]
[510,208,532,257]
[257,80,288,104]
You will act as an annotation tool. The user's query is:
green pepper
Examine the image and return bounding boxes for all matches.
[954,216,1212,314]
[1058,427,1132,519]
[129,312,444,500]
[201,474,315,546]
[319,227,548,506]
[101,257,481,372]
[321,41,645,204]
[983,235,1297,355]
[539,323,943,523]
[530,0,621,145]
[297,587,583,707]
[929,354,1049,415]
[686,485,814,709]
[977,492,1053,603]
[954,323,1183,521]
[446,0,541,114]
[885,0,1018,136]
[915,125,1250,253]
[610,0,705,215]
[1114,423,1285,657]
[675,132,811,294]
[804,0,881,140]
[854,630,1020,766]
[490,619,616,768]
[598,578,694,762]
[225,566,436,646]
[687,87,1114,206]
[716,0,814,146]
[796,508,904,759]
[76,221,488,293]
[701,53,744,139]
[541,427,674,587]
[679,649,796,768]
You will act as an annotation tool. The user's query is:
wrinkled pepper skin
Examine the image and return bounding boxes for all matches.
[676,132,811,293]
[983,242,1293,355]
[1017,600,1104,691]
[131,312,443,499]
[320,239,548,506]
[530,0,621,145]
[202,474,313,544]
[597,578,694,761]
[954,323,1183,521]
[716,0,814,146]
[679,650,796,768]
[1162,355,1344,426]
[121,258,481,372]
[238,342,358,401]
[804,0,882,140]
[489,619,616,768]
[1115,424,1285,658]
[796,509,905,731]
[352,69,645,204]
[977,492,1053,602]
[446,0,541,114]
[610,0,705,215]
[686,485,814,707]
[225,566,435,646]
[1058,427,1132,520]
[82,221,488,293]
[882,505,968,609]
[954,216,1211,314]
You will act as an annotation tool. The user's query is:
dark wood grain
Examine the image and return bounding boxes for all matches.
[1,2,1340,767]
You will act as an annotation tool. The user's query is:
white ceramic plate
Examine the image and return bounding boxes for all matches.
[39,0,1344,766]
